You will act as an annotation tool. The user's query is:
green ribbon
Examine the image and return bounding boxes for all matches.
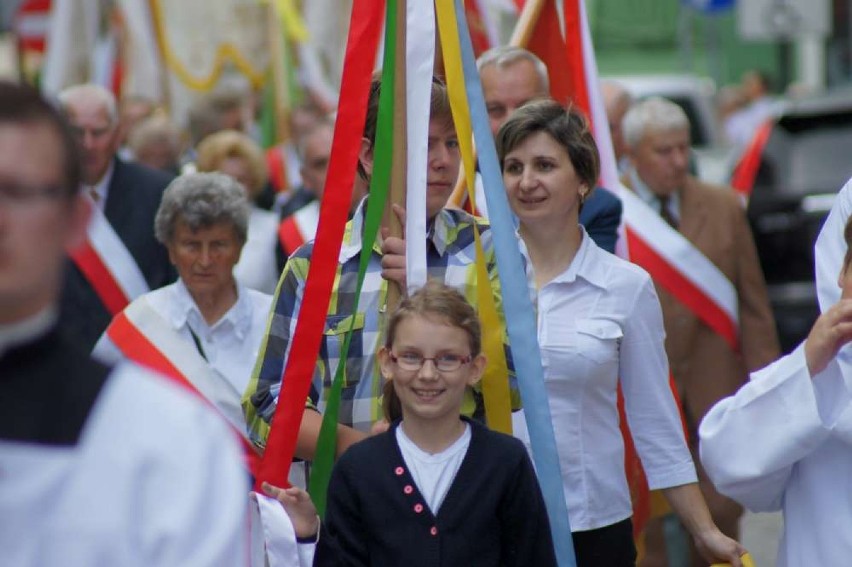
[308,0,397,516]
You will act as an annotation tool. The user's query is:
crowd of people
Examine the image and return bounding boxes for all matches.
[1,40,849,567]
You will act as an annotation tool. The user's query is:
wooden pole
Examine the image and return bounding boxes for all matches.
[384,0,408,313]
[509,0,547,48]
[447,0,549,210]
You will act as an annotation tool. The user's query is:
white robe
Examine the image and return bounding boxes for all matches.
[815,176,852,311]
[699,344,852,566]
[0,362,248,566]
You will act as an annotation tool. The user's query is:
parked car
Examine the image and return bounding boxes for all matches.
[739,87,852,352]
[606,73,734,184]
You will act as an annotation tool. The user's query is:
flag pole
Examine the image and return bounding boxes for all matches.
[384,0,408,312]
[447,0,547,209]
[509,0,547,47]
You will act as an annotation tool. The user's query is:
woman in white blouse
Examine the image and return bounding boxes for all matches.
[94,172,272,427]
[495,100,744,567]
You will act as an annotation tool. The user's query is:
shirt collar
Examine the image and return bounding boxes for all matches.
[0,307,58,359]
[518,226,608,290]
[83,160,115,210]
[628,167,681,216]
[168,279,254,339]
[338,201,456,263]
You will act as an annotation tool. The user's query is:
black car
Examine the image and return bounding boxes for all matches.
[741,88,852,352]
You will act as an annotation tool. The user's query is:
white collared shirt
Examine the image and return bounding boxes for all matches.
[0,308,57,359]
[629,167,681,225]
[163,279,271,395]
[82,161,115,212]
[96,279,271,396]
[511,228,696,531]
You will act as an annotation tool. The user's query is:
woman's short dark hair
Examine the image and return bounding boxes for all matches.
[495,99,600,192]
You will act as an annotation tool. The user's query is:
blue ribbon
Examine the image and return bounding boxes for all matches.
[452,2,576,565]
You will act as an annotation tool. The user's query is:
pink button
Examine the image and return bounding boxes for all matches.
[414,503,424,513]
[404,485,414,495]
[395,466,405,476]
[430,526,438,536]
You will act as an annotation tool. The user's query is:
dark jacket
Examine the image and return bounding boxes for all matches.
[315,418,557,567]
[60,158,175,352]
[580,187,622,254]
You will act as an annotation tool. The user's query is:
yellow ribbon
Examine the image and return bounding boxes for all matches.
[711,553,756,567]
[435,0,512,434]
[273,0,310,43]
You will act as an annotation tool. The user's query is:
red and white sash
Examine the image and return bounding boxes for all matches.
[69,201,149,316]
[278,200,320,257]
[104,297,249,440]
[616,187,740,352]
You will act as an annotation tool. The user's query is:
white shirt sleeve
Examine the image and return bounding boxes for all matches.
[250,492,316,567]
[698,344,852,512]
[620,276,697,489]
[816,177,852,311]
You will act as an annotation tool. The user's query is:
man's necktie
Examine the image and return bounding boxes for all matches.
[659,195,678,229]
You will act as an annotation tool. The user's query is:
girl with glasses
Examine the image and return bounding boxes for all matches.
[285,280,556,566]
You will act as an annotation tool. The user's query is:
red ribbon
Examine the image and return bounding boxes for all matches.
[731,119,773,198]
[254,0,385,490]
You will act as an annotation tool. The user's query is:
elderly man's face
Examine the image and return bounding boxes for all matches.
[0,122,87,323]
[299,125,334,200]
[480,59,546,136]
[630,127,691,198]
[65,98,118,185]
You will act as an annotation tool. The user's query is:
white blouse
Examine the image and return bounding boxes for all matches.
[512,228,696,531]
[95,279,272,397]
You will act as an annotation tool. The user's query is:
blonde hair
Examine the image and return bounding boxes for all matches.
[381,281,481,422]
[195,130,268,196]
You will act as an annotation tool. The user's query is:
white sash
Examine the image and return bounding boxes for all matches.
[292,200,320,242]
[86,200,150,301]
[115,297,248,439]
[616,185,739,328]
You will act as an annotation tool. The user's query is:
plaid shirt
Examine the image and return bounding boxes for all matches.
[243,204,517,446]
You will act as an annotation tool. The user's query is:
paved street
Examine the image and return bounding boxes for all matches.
[741,511,783,566]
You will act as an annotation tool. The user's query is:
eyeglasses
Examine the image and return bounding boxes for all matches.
[389,351,473,373]
[0,183,65,208]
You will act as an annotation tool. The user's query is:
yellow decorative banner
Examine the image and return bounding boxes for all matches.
[149,0,269,91]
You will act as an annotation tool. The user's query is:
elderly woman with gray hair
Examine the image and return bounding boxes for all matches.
[93,172,273,437]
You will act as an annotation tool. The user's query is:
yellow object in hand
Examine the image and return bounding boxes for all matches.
[711,552,755,567]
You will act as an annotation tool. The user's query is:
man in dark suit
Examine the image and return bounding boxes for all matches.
[57,84,175,351]
[621,96,779,567]
[478,46,622,252]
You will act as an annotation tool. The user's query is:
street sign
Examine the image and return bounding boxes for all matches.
[738,0,831,40]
